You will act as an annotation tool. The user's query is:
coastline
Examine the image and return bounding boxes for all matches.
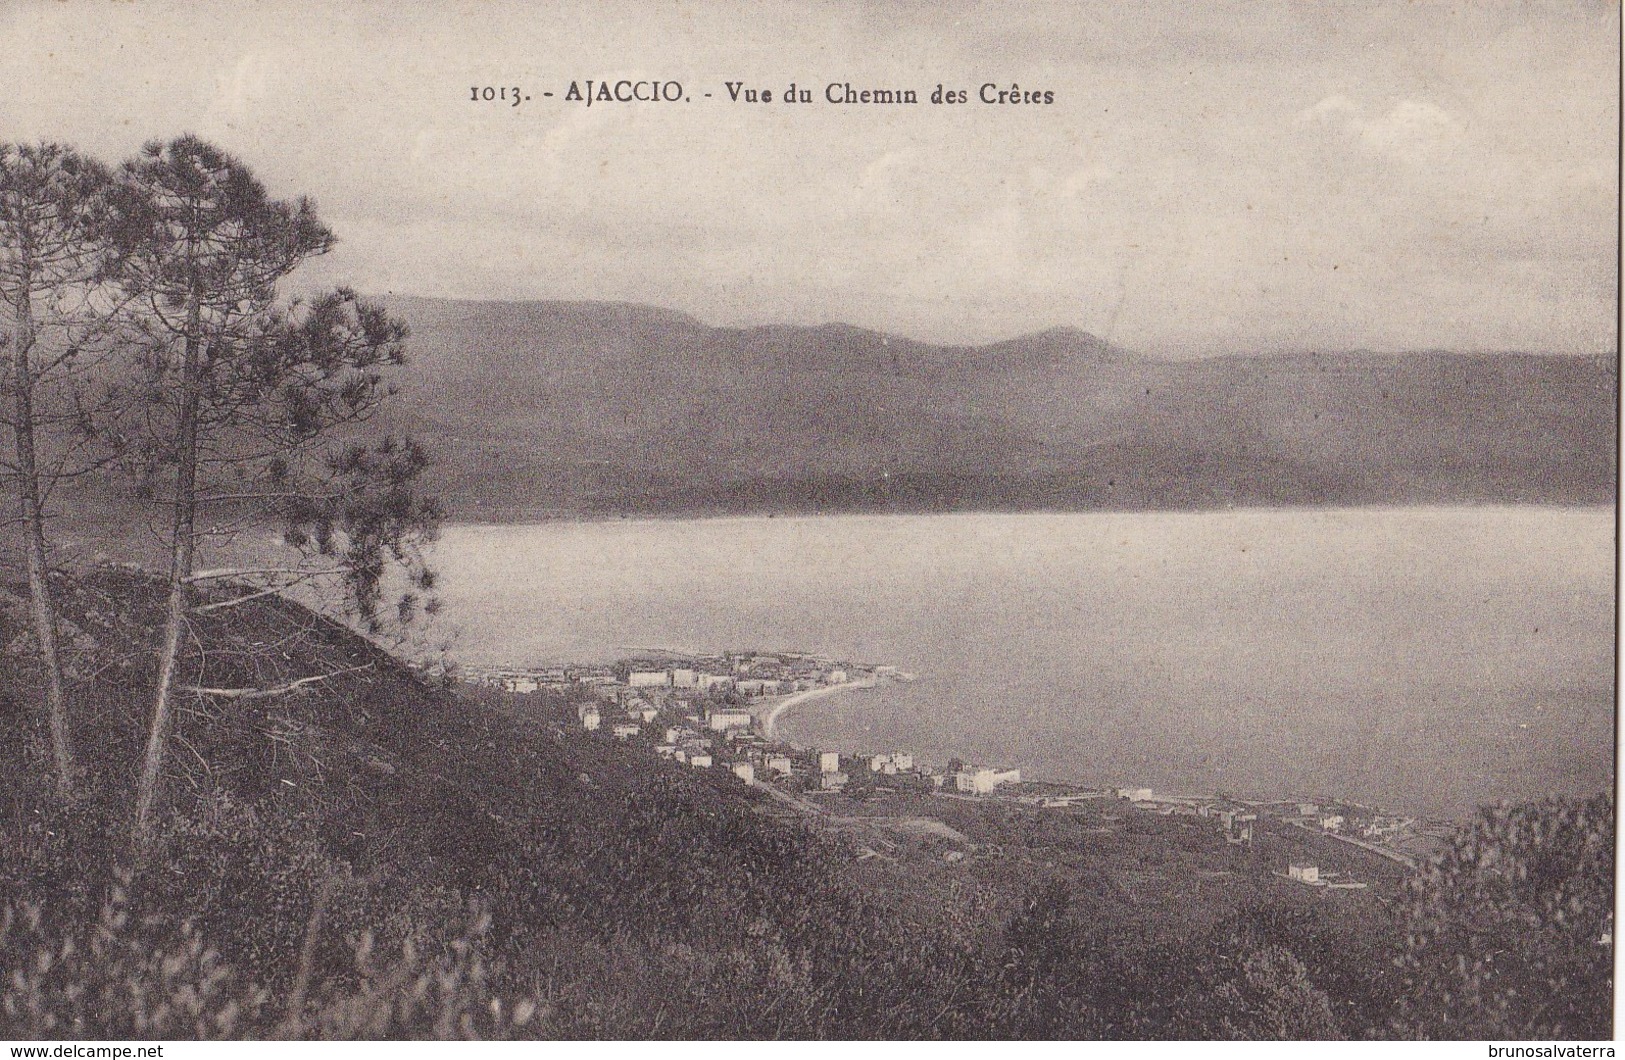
[440,499,1617,531]
[760,678,876,741]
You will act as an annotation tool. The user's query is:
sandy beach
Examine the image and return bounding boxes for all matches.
[760,678,875,740]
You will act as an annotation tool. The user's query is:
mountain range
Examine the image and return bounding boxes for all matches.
[375,296,1617,517]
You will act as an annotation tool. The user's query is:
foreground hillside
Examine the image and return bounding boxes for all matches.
[0,569,1612,1039]
[377,297,1617,517]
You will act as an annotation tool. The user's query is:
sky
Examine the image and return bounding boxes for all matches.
[1,0,1617,354]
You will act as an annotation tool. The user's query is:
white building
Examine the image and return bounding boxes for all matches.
[767,756,793,776]
[689,754,713,769]
[891,753,913,771]
[956,767,1022,795]
[580,709,601,732]
[869,753,891,772]
[1117,787,1153,802]
[827,669,848,684]
[502,676,539,694]
[819,751,842,774]
[1288,863,1320,884]
[629,671,669,688]
[612,724,640,739]
[732,762,755,785]
[1363,815,1414,839]
[709,711,754,731]
[671,668,697,688]
[1225,813,1256,845]
[698,673,734,690]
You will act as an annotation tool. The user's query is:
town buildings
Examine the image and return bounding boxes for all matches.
[461,649,1418,884]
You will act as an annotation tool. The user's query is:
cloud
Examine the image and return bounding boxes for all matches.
[207,53,277,127]
[1297,93,1360,124]
[850,149,916,213]
[1058,164,1115,200]
[1358,99,1465,155]
[1298,95,1465,162]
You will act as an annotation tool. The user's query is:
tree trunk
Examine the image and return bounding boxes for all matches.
[133,307,202,841]
[8,284,74,794]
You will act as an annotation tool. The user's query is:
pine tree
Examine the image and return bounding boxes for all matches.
[104,136,437,840]
[0,142,118,794]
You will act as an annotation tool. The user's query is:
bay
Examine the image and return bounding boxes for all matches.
[432,507,1614,817]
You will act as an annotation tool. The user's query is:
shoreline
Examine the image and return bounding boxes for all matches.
[760,678,876,741]
[755,685,1461,824]
[439,500,1615,531]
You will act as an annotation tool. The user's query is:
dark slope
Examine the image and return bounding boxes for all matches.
[0,568,882,1037]
[376,296,1615,515]
[1,570,1609,1039]
[0,568,1355,1038]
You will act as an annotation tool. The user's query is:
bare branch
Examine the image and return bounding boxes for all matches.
[185,566,347,583]
[190,582,296,614]
[185,663,375,701]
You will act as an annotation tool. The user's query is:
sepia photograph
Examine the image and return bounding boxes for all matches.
[0,0,1617,1046]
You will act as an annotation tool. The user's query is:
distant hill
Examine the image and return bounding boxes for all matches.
[375,296,1617,517]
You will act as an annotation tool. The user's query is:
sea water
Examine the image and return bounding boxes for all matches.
[432,507,1614,816]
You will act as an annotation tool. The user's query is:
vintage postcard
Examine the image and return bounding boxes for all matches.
[0,0,1616,1048]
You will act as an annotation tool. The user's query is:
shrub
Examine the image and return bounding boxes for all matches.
[1,880,541,1040]
[0,874,271,1039]
[1392,793,1614,1039]
[1204,946,1344,1040]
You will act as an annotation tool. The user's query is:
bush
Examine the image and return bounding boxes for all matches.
[1392,793,1614,1039]
[1,878,541,1040]
[0,875,271,1039]
[1203,946,1344,1040]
